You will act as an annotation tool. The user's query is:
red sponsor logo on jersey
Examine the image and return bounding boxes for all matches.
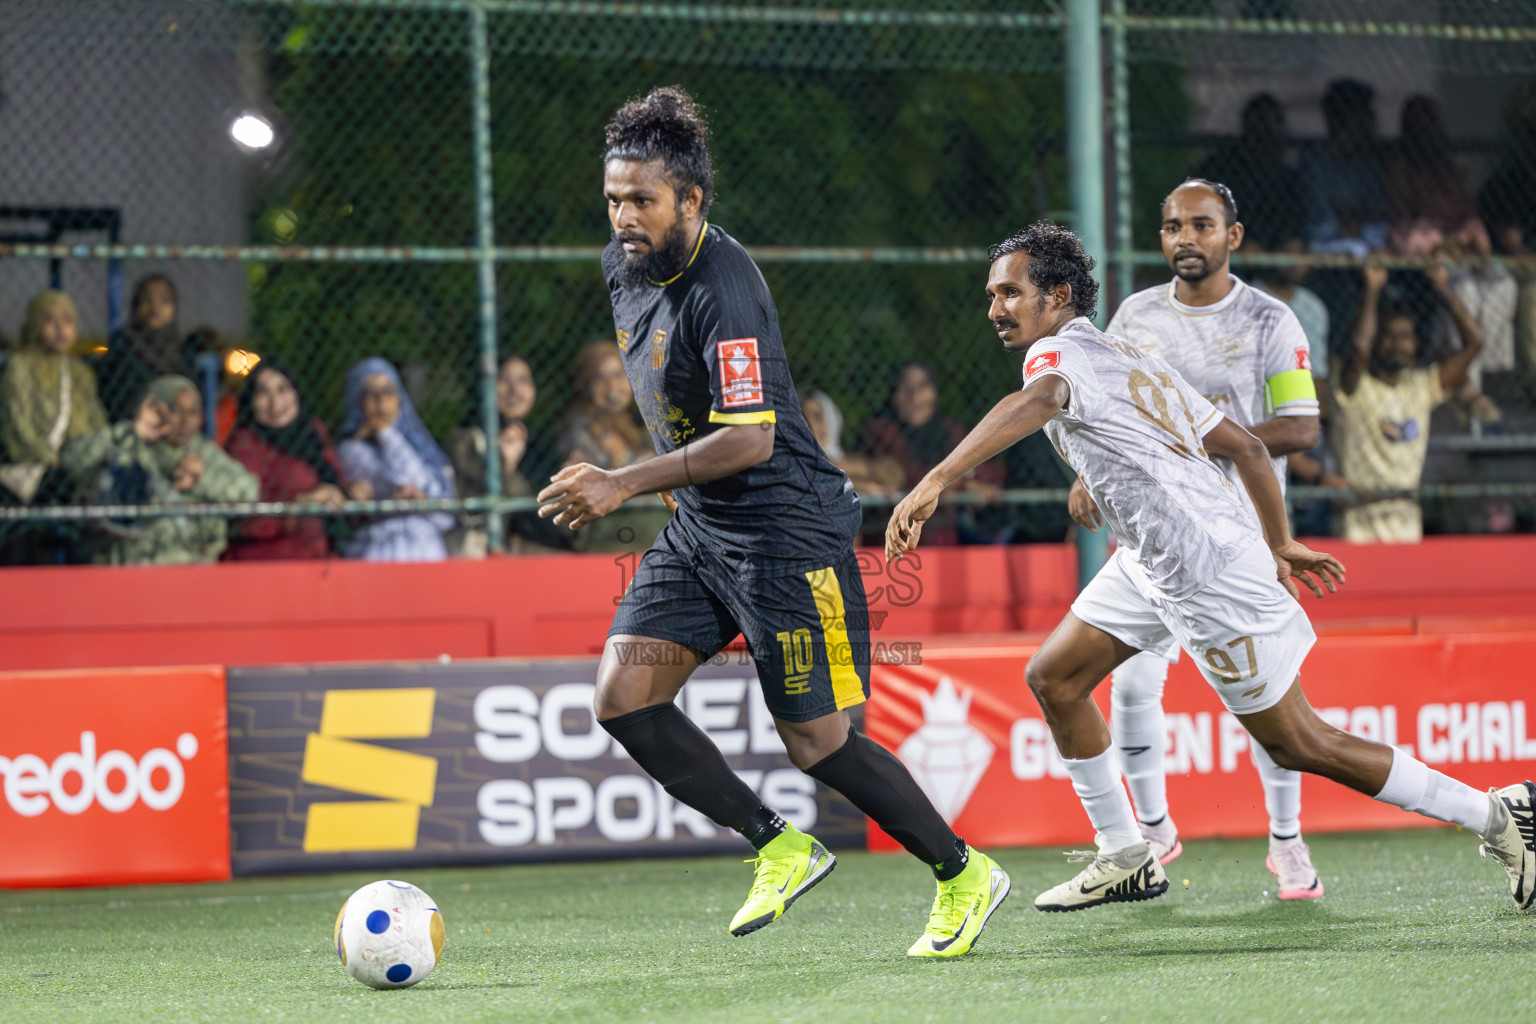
[1025,351,1061,379]
[718,338,764,408]
[1295,346,1311,371]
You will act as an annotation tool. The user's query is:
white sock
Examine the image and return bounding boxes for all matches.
[1110,652,1169,825]
[1061,747,1143,854]
[1374,747,1489,834]
[1250,739,1302,838]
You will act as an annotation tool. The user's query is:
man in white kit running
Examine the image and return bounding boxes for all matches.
[885,221,1535,916]
[1068,178,1327,899]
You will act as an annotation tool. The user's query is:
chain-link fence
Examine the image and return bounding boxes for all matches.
[1,0,1533,565]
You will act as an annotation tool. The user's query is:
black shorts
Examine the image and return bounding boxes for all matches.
[608,524,870,723]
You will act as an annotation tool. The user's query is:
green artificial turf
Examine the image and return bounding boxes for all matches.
[1,828,1531,1024]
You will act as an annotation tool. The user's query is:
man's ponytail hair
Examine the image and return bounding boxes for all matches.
[604,86,715,217]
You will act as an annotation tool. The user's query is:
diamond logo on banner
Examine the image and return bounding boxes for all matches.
[896,676,994,823]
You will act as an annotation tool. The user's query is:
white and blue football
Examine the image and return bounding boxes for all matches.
[333,879,445,989]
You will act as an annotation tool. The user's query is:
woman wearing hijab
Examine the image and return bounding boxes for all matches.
[448,353,569,555]
[799,387,903,498]
[97,275,193,421]
[337,357,456,562]
[60,374,258,564]
[1,291,108,504]
[855,360,1002,546]
[225,360,364,560]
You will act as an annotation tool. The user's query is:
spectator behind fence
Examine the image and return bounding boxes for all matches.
[225,360,363,561]
[1477,82,1536,251]
[96,275,194,422]
[799,387,903,498]
[448,353,570,555]
[0,291,108,504]
[60,375,258,564]
[1298,79,1389,255]
[556,340,670,553]
[856,359,1002,546]
[1335,263,1483,543]
[336,358,456,562]
[1196,93,1306,249]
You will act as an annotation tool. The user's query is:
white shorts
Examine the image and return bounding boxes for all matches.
[1071,540,1316,715]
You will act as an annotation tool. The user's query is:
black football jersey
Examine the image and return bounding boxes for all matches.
[601,223,860,576]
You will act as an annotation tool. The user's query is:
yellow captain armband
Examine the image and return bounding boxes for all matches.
[1265,368,1317,410]
[707,409,777,424]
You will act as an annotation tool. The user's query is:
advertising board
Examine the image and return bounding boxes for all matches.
[868,633,1536,849]
[229,657,862,874]
[0,666,230,888]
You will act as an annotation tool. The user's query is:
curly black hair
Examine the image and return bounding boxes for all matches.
[604,86,714,217]
[988,222,1100,320]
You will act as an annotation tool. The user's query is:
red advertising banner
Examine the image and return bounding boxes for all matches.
[0,666,230,888]
[869,633,1536,849]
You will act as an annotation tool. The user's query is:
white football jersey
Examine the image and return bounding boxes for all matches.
[1106,277,1317,503]
[1028,318,1262,601]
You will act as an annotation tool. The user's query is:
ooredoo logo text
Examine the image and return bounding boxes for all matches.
[0,730,201,816]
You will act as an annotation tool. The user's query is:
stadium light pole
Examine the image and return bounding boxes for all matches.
[1065,0,1111,588]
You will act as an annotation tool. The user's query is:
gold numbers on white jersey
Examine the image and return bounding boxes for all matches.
[1204,635,1257,683]
[1127,368,1207,458]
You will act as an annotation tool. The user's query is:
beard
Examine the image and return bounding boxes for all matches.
[614,213,691,289]
[1172,250,1220,283]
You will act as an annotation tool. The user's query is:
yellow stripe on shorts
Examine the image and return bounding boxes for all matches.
[805,566,865,710]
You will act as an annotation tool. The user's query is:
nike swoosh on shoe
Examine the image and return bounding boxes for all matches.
[929,903,975,952]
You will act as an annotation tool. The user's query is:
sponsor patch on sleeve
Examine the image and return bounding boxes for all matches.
[1025,350,1062,379]
[717,338,764,408]
[1295,346,1311,371]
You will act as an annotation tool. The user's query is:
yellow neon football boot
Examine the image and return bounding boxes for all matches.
[728,825,836,937]
[907,847,1011,958]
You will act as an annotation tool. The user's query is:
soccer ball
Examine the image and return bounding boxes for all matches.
[333,879,445,989]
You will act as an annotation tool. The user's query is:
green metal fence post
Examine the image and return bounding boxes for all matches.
[470,1,503,552]
[1066,0,1111,589]
[1109,0,1134,307]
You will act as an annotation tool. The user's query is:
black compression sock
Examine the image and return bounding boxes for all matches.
[805,726,963,878]
[600,703,786,850]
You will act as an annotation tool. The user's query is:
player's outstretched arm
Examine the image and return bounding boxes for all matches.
[885,375,1068,561]
[1203,417,1346,600]
[537,423,773,529]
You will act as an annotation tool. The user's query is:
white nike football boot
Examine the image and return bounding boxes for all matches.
[1139,815,1183,865]
[1034,842,1169,912]
[1266,836,1324,900]
[1480,781,1536,910]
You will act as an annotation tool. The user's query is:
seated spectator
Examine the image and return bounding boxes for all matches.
[0,291,108,504]
[225,360,364,561]
[556,341,670,553]
[60,375,258,564]
[1334,264,1483,543]
[856,360,1002,546]
[448,353,569,555]
[1385,97,1479,243]
[97,275,194,422]
[1298,79,1389,256]
[336,358,457,562]
[1477,82,1536,253]
[1196,93,1306,250]
[799,387,903,497]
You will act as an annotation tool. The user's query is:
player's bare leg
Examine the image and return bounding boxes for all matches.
[1113,652,1319,894]
[594,634,834,936]
[1025,614,1170,911]
[1240,684,1535,909]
